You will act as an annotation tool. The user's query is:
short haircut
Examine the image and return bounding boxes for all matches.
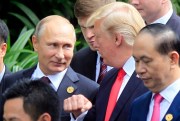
[74,0,116,18]
[139,23,180,56]
[0,19,9,43]
[86,2,145,46]
[3,79,60,121]
[34,15,76,40]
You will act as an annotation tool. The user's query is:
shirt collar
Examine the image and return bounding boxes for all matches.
[151,9,173,25]
[31,63,67,91]
[123,56,135,77]
[152,78,180,103]
[0,65,5,83]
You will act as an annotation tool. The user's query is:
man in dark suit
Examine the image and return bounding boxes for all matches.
[64,2,148,121]
[129,24,180,121]
[1,15,99,121]
[130,0,180,37]
[0,19,11,91]
[70,0,115,82]
[0,20,11,120]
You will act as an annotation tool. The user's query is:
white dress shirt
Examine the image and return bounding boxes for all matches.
[0,65,5,83]
[147,78,180,121]
[117,56,135,99]
[31,63,67,91]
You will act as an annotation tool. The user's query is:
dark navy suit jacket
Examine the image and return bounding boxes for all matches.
[0,66,11,121]
[129,91,180,121]
[84,68,148,121]
[71,47,97,81]
[0,66,11,92]
[1,66,99,121]
[166,12,180,37]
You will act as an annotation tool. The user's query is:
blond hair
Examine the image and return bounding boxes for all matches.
[86,2,145,46]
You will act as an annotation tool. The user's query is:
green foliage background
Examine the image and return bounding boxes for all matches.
[0,0,180,72]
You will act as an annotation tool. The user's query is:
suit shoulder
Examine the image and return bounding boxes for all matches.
[76,73,99,89]
[4,67,35,84]
[133,91,151,104]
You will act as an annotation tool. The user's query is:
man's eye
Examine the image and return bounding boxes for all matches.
[64,44,72,49]
[89,25,94,29]
[143,60,151,64]
[135,60,139,63]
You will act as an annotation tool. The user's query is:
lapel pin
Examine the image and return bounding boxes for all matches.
[67,86,74,94]
[165,114,173,121]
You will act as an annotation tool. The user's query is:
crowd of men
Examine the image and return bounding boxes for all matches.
[0,0,180,121]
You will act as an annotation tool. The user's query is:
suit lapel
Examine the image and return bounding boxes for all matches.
[110,71,140,120]
[162,91,180,121]
[56,67,79,101]
[137,92,152,121]
[96,68,118,121]
[23,65,37,78]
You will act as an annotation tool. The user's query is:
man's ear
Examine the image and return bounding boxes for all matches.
[169,51,179,67]
[32,35,38,52]
[115,33,123,46]
[37,113,51,121]
[0,43,7,57]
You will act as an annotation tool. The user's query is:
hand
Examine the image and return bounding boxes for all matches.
[64,94,92,118]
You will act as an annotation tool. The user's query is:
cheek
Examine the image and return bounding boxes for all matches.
[64,50,74,58]
[81,30,87,38]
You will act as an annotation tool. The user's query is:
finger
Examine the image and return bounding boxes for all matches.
[81,98,92,112]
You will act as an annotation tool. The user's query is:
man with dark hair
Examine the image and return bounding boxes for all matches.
[71,0,115,83]
[3,79,60,121]
[129,23,180,121]
[0,19,11,89]
[0,19,11,121]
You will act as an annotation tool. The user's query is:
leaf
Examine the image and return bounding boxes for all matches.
[18,53,38,68]
[10,1,39,25]
[9,12,34,29]
[5,29,34,66]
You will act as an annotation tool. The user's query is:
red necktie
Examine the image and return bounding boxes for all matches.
[151,93,164,121]
[97,58,107,84]
[104,68,126,121]
[41,76,51,84]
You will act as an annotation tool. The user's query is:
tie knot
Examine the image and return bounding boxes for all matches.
[117,68,126,80]
[154,93,163,104]
[41,76,51,84]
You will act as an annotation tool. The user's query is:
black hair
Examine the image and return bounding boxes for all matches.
[0,19,9,43]
[3,78,60,121]
[139,23,180,55]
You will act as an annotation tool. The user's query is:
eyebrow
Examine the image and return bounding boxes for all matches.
[3,117,18,121]
[133,55,150,60]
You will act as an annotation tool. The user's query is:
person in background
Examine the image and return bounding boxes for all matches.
[71,0,115,83]
[64,2,148,121]
[3,79,60,121]
[1,15,99,121]
[0,19,11,121]
[129,0,180,37]
[0,19,11,90]
[129,23,180,121]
